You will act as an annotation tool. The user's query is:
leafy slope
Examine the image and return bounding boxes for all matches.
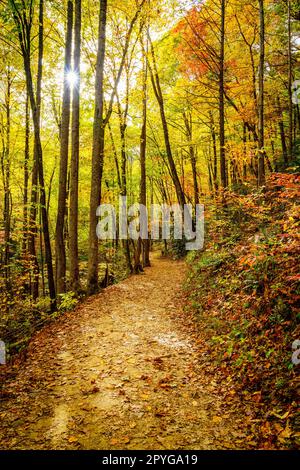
[184,173,300,449]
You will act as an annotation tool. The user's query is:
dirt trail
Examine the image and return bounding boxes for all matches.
[0,256,244,450]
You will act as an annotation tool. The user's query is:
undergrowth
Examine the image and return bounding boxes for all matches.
[184,173,300,449]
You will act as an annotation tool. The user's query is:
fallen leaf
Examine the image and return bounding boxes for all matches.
[271,410,290,420]
[140,394,150,400]
[278,423,292,441]
[129,422,137,429]
[212,416,222,423]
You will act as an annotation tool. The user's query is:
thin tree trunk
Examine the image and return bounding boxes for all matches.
[3,68,11,285]
[118,101,133,274]
[210,111,218,193]
[296,103,300,132]
[87,0,107,294]
[219,0,226,188]
[69,0,81,293]
[28,0,44,300]
[140,41,150,268]
[108,120,121,189]
[288,0,293,162]
[207,157,213,195]
[28,149,39,299]
[56,0,73,294]
[135,43,149,271]
[39,203,45,297]
[22,92,30,254]
[258,0,266,185]
[277,97,288,165]
[242,123,247,179]
[183,111,199,207]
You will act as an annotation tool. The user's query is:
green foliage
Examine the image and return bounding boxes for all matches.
[57,292,79,312]
[169,237,186,259]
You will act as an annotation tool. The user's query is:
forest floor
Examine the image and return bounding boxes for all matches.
[0,255,260,450]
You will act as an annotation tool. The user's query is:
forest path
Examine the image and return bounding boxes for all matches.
[0,255,244,450]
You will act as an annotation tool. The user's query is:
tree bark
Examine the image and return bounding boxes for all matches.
[69,0,81,293]
[117,90,133,274]
[140,38,150,269]
[2,68,11,286]
[108,120,121,190]
[277,97,288,165]
[258,0,266,186]
[22,92,30,255]
[28,0,44,300]
[183,111,199,208]
[209,111,218,193]
[288,0,293,162]
[219,0,226,188]
[87,0,107,294]
[135,43,150,271]
[55,0,73,294]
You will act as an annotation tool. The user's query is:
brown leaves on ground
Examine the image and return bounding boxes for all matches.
[0,255,259,450]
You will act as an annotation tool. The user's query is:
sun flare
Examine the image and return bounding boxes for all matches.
[66,70,78,88]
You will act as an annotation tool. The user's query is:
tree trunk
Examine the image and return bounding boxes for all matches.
[3,68,11,286]
[183,111,199,208]
[277,97,288,165]
[140,43,150,268]
[258,0,266,186]
[108,120,121,189]
[288,0,293,162]
[207,155,213,195]
[219,0,226,188]
[69,0,81,294]
[118,98,133,274]
[28,0,44,300]
[242,123,247,179]
[209,111,218,193]
[55,0,73,294]
[87,0,107,294]
[22,92,30,255]
[135,44,150,272]
[296,103,300,133]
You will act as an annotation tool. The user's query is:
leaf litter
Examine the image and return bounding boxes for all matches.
[0,256,262,449]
